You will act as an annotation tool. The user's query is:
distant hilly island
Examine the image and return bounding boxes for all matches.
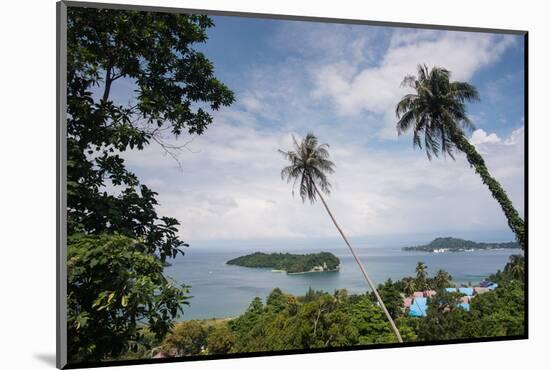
[226,252,340,274]
[403,237,520,253]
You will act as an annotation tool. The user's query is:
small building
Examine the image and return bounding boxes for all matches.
[459,302,471,311]
[403,297,413,308]
[487,283,499,291]
[460,296,470,304]
[424,290,436,298]
[474,287,491,295]
[458,287,474,296]
[409,297,428,317]
[445,287,458,293]
[413,291,424,298]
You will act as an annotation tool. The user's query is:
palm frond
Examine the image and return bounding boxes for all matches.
[396,64,479,159]
[279,133,334,203]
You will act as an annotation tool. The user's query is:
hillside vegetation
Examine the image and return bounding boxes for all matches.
[227,252,340,274]
[403,237,519,252]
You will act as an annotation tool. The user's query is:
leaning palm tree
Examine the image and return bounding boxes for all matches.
[396,65,525,249]
[279,133,403,343]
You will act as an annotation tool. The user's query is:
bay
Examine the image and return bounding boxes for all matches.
[164,243,520,320]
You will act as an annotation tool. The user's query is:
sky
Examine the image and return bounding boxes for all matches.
[109,16,525,248]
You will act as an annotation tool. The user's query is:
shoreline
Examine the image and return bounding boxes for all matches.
[286,268,340,275]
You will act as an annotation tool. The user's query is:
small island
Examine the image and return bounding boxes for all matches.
[403,237,520,253]
[226,252,340,274]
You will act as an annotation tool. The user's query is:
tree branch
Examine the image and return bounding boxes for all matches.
[102,67,113,103]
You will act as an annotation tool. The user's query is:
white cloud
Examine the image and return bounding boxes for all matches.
[121,118,524,242]
[310,31,516,138]
[115,26,523,244]
[470,129,502,150]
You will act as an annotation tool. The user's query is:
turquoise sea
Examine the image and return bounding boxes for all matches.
[164,240,521,320]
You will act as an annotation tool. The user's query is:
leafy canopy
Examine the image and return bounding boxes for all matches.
[67,234,190,362]
[65,7,234,362]
[226,251,340,273]
[161,321,207,356]
[67,7,234,262]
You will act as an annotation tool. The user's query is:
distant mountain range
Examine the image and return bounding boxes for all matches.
[402,237,520,253]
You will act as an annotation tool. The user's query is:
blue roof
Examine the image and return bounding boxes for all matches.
[414,297,427,306]
[409,299,428,317]
[487,283,498,291]
[445,287,457,293]
[459,303,470,311]
[459,287,474,296]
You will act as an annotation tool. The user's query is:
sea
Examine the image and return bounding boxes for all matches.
[164,239,521,320]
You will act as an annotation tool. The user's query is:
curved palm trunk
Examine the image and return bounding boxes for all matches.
[451,131,525,249]
[312,182,403,343]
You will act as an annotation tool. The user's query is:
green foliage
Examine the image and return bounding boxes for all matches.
[503,255,525,282]
[227,252,340,273]
[417,278,525,341]
[66,7,234,362]
[432,269,453,291]
[114,327,159,360]
[401,277,416,295]
[395,317,420,342]
[452,134,525,249]
[206,325,236,354]
[67,7,234,261]
[396,65,524,248]
[403,237,519,252]
[490,254,525,285]
[418,290,469,341]
[67,234,190,362]
[467,280,525,337]
[150,266,524,357]
[228,288,398,352]
[161,321,207,356]
[348,296,396,344]
[374,279,404,319]
[415,262,428,291]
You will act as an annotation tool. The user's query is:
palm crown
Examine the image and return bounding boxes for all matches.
[396,64,524,249]
[396,64,480,159]
[279,133,335,203]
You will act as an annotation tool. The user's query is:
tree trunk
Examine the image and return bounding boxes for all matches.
[451,131,525,249]
[312,182,403,343]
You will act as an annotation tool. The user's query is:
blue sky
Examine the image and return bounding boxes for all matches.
[113,15,525,246]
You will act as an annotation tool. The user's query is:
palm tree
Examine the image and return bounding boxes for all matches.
[279,133,403,343]
[505,254,525,281]
[415,262,428,290]
[402,277,416,296]
[433,269,452,290]
[396,65,525,249]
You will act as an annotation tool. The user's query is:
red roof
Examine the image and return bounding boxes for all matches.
[474,287,490,294]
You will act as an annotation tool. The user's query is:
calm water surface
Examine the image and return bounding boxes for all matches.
[164,244,520,320]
